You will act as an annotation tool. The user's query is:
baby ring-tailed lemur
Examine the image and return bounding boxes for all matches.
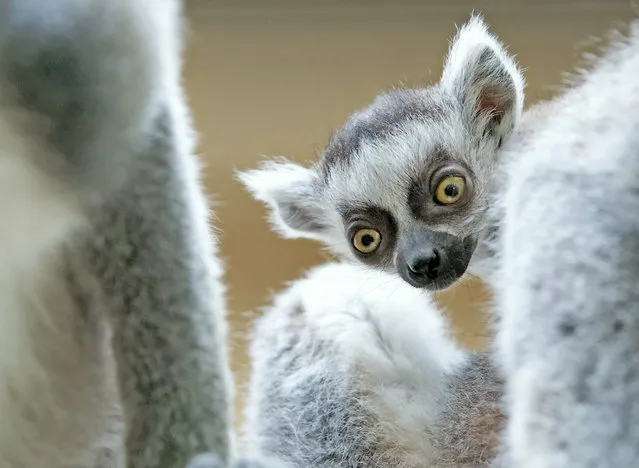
[240,15,639,468]
[0,1,276,467]
[239,17,522,466]
[240,16,523,292]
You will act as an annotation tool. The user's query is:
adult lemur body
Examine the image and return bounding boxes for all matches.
[242,16,639,468]
[0,1,249,467]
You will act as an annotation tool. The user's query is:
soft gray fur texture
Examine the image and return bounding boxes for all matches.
[491,21,639,467]
[240,16,524,292]
[243,16,639,468]
[244,262,502,467]
[0,1,254,467]
[240,17,518,467]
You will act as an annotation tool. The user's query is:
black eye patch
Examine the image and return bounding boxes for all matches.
[338,204,398,268]
[407,159,475,222]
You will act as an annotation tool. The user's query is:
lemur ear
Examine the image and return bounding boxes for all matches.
[238,160,328,240]
[440,15,525,140]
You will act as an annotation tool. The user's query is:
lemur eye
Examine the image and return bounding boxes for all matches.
[352,229,382,254]
[434,176,465,205]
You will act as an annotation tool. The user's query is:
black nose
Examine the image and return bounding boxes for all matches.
[407,249,440,279]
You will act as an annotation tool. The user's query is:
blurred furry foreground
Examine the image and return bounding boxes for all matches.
[0,1,637,467]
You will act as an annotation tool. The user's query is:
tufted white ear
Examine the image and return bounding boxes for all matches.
[440,15,525,140]
[238,159,329,241]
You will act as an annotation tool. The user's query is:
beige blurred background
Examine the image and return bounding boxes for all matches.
[182,0,635,417]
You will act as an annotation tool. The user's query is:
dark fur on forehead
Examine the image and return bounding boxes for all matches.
[318,88,451,179]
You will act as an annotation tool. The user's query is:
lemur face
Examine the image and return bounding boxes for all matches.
[317,87,497,290]
[241,16,524,291]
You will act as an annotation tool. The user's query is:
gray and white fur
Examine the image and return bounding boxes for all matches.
[240,16,524,292]
[245,262,503,467]
[0,1,256,467]
[240,17,522,467]
[492,21,639,467]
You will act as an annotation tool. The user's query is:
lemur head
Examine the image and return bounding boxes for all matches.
[240,17,524,291]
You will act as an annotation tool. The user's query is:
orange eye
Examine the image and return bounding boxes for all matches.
[352,229,381,254]
[434,176,465,205]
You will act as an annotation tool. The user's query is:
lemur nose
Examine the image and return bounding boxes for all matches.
[407,249,440,279]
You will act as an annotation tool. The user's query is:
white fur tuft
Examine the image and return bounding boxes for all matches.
[441,15,525,136]
[442,15,524,99]
[238,160,312,207]
[238,160,329,241]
